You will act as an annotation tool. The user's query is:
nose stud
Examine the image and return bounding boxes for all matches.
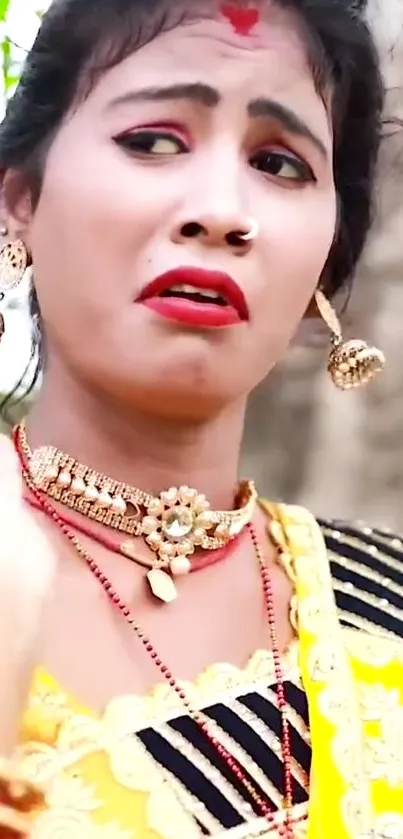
[235,219,259,242]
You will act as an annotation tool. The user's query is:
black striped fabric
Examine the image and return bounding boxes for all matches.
[321,519,403,640]
[135,520,403,835]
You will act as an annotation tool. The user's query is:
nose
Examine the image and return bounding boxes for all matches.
[172,209,258,255]
[171,144,258,254]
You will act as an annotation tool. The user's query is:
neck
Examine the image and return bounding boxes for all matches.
[26,371,247,510]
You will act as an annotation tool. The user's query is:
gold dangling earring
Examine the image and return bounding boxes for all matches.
[314,288,385,389]
[0,239,29,343]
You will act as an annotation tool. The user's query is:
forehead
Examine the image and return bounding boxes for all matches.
[84,5,330,139]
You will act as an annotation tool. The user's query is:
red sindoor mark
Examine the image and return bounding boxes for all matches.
[219,4,260,36]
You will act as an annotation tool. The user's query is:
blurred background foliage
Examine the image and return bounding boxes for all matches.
[0,0,47,429]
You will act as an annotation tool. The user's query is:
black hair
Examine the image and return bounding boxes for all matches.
[0,0,384,417]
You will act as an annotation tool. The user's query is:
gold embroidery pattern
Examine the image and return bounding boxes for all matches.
[220,823,308,838]
[26,643,301,733]
[372,813,403,839]
[18,697,200,839]
[47,646,299,734]
[272,504,374,838]
[344,630,402,667]
[31,810,134,839]
[212,804,308,838]
[22,761,134,838]
[18,505,403,838]
[358,685,403,788]
[20,644,309,839]
[336,609,401,643]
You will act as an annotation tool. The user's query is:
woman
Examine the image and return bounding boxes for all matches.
[0,0,401,836]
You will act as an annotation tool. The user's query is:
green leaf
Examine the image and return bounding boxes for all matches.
[0,4,46,100]
[4,74,19,90]
[0,0,11,24]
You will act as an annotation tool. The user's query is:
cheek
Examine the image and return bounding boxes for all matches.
[261,188,336,298]
[253,190,336,351]
[34,141,155,260]
[29,135,175,327]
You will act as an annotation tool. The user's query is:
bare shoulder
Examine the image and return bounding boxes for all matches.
[0,432,52,573]
[0,431,56,618]
[319,516,403,641]
[0,432,56,755]
[0,431,23,496]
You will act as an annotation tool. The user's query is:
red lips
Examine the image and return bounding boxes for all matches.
[136,266,249,329]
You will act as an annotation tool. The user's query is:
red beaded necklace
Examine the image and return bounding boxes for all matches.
[13,426,296,837]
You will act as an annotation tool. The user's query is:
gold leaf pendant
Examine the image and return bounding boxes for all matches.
[147,568,177,603]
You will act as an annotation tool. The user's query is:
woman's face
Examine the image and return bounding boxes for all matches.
[21,3,336,420]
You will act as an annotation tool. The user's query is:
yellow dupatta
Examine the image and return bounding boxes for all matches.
[264,502,403,839]
[0,427,401,839]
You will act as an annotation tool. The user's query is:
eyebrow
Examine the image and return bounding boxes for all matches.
[108,83,220,109]
[248,97,328,159]
[108,82,328,159]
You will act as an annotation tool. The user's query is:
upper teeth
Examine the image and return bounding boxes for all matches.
[168,284,223,300]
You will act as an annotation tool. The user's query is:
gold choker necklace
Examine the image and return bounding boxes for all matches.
[18,424,257,570]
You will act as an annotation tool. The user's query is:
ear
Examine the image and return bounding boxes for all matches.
[1,170,34,251]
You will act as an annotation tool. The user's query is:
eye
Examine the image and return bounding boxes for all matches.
[114,130,189,156]
[250,149,315,183]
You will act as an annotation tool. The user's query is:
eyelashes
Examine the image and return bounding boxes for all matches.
[113,128,316,183]
[114,129,189,156]
[250,149,315,183]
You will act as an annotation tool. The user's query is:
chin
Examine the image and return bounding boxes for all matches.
[91,336,250,419]
[112,370,240,422]
[137,375,238,422]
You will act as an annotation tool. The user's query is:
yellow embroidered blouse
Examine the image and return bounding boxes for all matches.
[15,504,403,839]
